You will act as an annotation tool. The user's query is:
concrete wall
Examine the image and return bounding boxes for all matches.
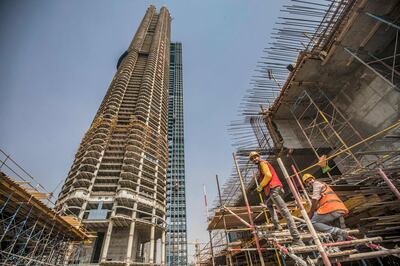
[274,119,328,149]
[107,227,130,261]
[334,68,399,142]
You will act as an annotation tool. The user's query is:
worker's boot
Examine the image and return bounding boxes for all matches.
[291,238,305,247]
[334,229,348,241]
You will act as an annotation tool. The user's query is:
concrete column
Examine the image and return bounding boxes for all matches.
[161,230,166,265]
[126,221,136,265]
[78,149,104,220]
[126,201,138,265]
[149,225,156,263]
[100,221,113,262]
[78,201,87,220]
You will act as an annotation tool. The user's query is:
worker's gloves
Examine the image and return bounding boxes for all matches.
[321,165,331,174]
[256,185,263,193]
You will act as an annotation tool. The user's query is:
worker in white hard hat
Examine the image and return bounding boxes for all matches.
[250,151,304,246]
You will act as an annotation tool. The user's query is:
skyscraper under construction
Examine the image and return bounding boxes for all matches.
[57,6,171,265]
[166,43,188,265]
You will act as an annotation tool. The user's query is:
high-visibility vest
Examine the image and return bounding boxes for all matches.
[258,160,283,196]
[317,182,349,215]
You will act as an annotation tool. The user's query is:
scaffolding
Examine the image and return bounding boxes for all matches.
[0,149,92,265]
[198,129,400,264]
[201,0,400,264]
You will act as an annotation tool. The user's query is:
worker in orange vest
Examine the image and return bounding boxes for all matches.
[250,151,304,246]
[302,172,349,241]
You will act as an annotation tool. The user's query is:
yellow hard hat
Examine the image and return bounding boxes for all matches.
[249,151,260,160]
[302,173,315,183]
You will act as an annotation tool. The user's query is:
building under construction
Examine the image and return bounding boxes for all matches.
[1,5,190,266]
[198,0,400,265]
[56,6,171,265]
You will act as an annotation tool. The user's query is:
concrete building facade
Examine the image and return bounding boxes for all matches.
[166,42,188,265]
[57,6,171,265]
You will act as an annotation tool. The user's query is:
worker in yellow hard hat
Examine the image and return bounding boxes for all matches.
[250,151,304,246]
[303,156,349,241]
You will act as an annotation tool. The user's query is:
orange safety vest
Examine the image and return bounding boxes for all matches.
[317,182,349,215]
[258,160,283,196]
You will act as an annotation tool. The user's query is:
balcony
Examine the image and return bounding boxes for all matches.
[105,101,118,110]
[125,150,141,159]
[91,138,106,146]
[137,192,155,208]
[123,157,137,164]
[72,178,91,189]
[116,188,136,198]
[93,132,108,139]
[126,145,141,153]
[111,213,132,227]
[65,189,89,205]
[120,171,137,180]
[104,108,117,116]
[119,179,137,190]
[81,157,99,165]
[76,171,94,180]
[79,164,97,173]
[95,127,110,135]
[122,164,136,173]
[101,117,114,124]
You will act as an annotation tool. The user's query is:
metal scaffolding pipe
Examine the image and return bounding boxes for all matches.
[203,185,215,266]
[377,168,400,200]
[291,164,312,205]
[216,175,233,266]
[312,248,400,264]
[233,152,266,266]
[277,157,332,266]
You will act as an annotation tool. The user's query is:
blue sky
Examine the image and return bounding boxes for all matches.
[0,0,286,260]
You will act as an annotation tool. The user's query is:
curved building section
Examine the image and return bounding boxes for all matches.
[57,5,171,265]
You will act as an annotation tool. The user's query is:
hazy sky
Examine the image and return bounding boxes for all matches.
[0,0,286,260]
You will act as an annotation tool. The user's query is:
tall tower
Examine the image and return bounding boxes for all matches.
[166,43,188,265]
[57,6,171,265]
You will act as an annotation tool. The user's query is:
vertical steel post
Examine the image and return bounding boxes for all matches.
[291,165,312,205]
[216,175,233,266]
[277,157,332,266]
[253,173,283,266]
[233,153,266,266]
[203,185,216,266]
[377,168,400,200]
[392,30,398,83]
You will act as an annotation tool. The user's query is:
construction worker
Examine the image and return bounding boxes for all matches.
[249,151,304,246]
[302,172,349,241]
